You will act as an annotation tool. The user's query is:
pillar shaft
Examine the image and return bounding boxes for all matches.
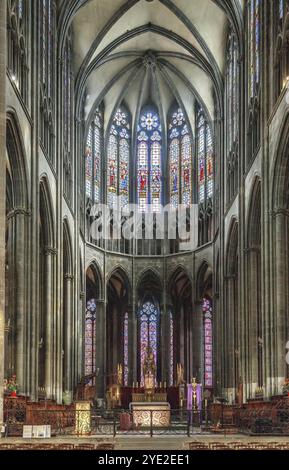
[0,0,6,426]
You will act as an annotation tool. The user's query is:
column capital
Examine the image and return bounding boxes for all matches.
[269,208,289,218]
[64,274,74,281]
[224,274,237,280]
[7,207,31,220]
[80,291,85,299]
[43,246,57,256]
[243,246,260,254]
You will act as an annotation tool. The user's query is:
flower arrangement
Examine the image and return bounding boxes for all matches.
[282,378,289,395]
[254,386,264,399]
[5,375,18,397]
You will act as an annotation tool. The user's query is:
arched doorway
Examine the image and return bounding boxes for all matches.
[62,220,74,401]
[225,219,239,400]
[5,113,29,393]
[246,179,262,397]
[106,268,131,387]
[136,270,162,384]
[85,262,104,398]
[169,268,193,385]
[38,178,55,399]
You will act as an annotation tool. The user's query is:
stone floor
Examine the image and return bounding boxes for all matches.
[1,434,289,450]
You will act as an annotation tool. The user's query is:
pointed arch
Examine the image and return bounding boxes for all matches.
[6,110,29,209]
[196,261,213,302]
[39,176,55,249]
[106,266,132,386]
[224,217,239,395]
[4,110,29,390]
[63,218,73,277]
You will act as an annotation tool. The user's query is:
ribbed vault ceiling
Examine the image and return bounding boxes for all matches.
[70,0,243,131]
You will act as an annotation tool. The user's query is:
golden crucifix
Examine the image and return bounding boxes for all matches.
[191,377,198,411]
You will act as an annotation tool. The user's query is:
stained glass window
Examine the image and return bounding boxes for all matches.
[279,0,285,19]
[203,298,213,388]
[137,107,162,212]
[107,107,130,209]
[197,111,206,203]
[85,299,97,385]
[123,312,129,386]
[169,312,174,386]
[206,125,213,199]
[86,110,102,203]
[107,134,118,208]
[248,0,260,101]
[197,108,214,203]
[168,108,192,208]
[139,301,158,385]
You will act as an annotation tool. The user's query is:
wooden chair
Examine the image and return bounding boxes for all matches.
[74,443,95,451]
[33,443,55,450]
[55,443,75,450]
[274,443,289,450]
[209,442,230,450]
[228,442,252,450]
[189,442,209,450]
[96,443,114,450]
[0,443,14,450]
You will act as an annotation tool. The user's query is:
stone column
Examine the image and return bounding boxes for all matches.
[224,275,237,397]
[247,247,261,398]
[179,303,185,368]
[166,304,173,385]
[0,0,6,427]
[112,304,118,376]
[132,303,138,383]
[95,300,106,399]
[14,210,27,393]
[274,210,288,392]
[44,247,55,399]
[63,274,73,401]
[78,291,85,381]
[160,303,168,384]
[126,305,134,386]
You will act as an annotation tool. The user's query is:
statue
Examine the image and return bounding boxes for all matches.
[236,376,243,406]
[177,363,184,385]
[143,347,156,401]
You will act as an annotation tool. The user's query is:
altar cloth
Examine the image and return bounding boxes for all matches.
[130,402,171,427]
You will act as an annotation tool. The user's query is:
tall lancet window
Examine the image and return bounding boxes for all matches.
[248,0,260,99]
[40,0,56,163]
[226,29,239,202]
[168,107,192,208]
[196,108,214,204]
[139,301,158,385]
[273,0,289,100]
[203,298,213,388]
[247,0,261,161]
[107,107,130,209]
[137,107,162,212]
[85,109,102,203]
[7,0,29,102]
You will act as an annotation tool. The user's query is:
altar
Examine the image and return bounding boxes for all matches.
[129,347,171,427]
[130,402,171,428]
